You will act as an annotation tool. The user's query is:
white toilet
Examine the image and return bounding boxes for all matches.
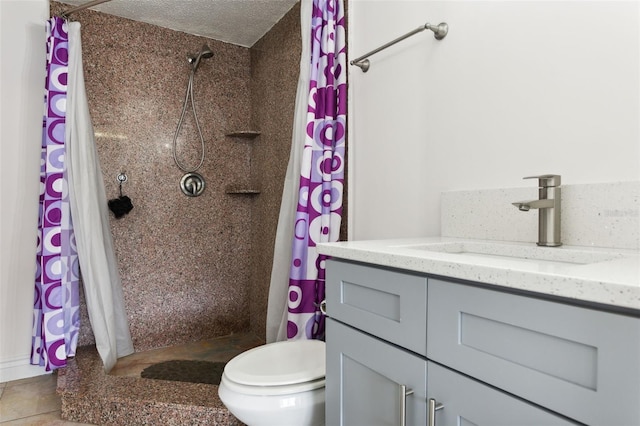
[218,339,326,426]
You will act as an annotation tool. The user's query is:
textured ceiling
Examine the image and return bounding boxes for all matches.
[57,0,299,47]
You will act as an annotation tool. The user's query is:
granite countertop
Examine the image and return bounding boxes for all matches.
[317,237,640,312]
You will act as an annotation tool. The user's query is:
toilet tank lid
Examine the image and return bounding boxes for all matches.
[224,340,326,386]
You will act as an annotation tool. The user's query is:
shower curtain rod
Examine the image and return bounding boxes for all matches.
[61,0,112,19]
[350,22,448,73]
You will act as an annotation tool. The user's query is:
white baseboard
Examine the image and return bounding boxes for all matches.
[0,356,48,383]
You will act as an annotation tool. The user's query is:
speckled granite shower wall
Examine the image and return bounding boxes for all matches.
[50,2,274,351]
[248,3,302,338]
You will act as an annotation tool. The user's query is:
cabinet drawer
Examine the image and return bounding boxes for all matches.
[427,361,577,426]
[326,260,427,355]
[427,279,640,426]
[326,318,427,426]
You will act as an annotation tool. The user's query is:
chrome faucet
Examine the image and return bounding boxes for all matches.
[512,174,562,247]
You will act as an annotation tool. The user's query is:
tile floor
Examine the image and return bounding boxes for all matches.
[0,333,262,425]
[0,373,93,425]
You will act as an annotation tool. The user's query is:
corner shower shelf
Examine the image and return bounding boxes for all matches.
[225,187,261,195]
[225,130,261,139]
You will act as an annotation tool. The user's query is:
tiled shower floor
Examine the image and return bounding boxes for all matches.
[110,332,264,378]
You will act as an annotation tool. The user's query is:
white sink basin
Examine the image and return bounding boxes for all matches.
[396,241,624,265]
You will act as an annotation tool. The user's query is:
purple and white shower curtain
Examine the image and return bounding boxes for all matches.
[287,0,346,340]
[31,17,80,371]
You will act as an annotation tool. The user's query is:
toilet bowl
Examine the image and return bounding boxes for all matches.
[218,339,325,426]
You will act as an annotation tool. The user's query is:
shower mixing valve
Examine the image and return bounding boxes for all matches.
[180,172,206,197]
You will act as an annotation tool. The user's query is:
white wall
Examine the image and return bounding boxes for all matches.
[348,0,640,240]
[0,0,49,381]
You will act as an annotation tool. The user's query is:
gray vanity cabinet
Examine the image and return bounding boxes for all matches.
[325,259,640,426]
[427,279,640,426]
[325,259,428,426]
[426,362,575,426]
[325,319,427,426]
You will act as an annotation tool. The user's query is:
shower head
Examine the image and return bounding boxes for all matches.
[188,44,214,71]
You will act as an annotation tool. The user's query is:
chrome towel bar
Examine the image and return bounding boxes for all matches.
[60,0,112,19]
[351,22,448,72]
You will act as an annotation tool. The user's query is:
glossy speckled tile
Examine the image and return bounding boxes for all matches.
[57,334,261,425]
[441,181,640,250]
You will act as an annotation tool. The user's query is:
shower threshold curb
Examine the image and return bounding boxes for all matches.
[57,345,244,425]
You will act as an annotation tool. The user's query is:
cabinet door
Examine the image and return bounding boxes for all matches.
[427,362,578,426]
[326,318,427,426]
[428,279,640,426]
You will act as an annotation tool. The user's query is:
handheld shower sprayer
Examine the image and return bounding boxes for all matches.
[173,43,214,181]
[188,44,214,71]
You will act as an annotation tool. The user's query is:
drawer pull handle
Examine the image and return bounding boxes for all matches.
[428,398,444,426]
[399,385,414,426]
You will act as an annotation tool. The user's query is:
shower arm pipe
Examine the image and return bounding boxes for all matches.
[60,0,112,19]
[350,22,448,73]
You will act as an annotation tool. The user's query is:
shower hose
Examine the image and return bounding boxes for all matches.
[172,69,205,173]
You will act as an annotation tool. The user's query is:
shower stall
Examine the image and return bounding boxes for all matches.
[49,0,303,356]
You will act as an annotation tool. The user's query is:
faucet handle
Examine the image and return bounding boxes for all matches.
[523,174,561,187]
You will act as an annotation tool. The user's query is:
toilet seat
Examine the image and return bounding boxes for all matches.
[220,374,325,396]
[224,340,326,387]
